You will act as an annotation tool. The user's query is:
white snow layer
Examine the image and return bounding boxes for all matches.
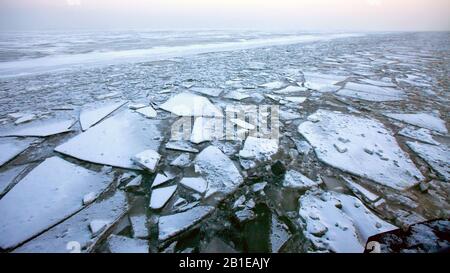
[298,110,424,190]
[194,146,243,199]
[385,113,448,134]
[80,101,126,131]
[239,136,279,161]
[158,206,215,241]
[299,190,396,253]
[55,110,163,170]
[0,156,111,250]
[159,92,223,117]
[150,185,177,210]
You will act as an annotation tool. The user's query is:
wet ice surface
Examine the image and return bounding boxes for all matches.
[0,32,449,253]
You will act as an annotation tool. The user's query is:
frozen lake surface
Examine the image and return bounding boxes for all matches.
[0,31,449,253]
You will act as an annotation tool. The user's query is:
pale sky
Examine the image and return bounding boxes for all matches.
[0,0,449,31]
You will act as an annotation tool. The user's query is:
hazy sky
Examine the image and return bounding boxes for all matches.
[0,0,449,31]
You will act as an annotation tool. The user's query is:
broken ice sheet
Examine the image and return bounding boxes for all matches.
[158,206,215,242]
[179,177,207,194]
[303,72,347,93]
[274,85,307,94]
[170,153,191,168]
[283,170,321,190]
[284,97,307,104]
[407,141,450,181]
[132,149,161,172]
[0,157,111,250]
[165,141,199,153]
[190,87,223,97]
[107,235,148,253]
[223,90,250,101]
[270,215,291,253]
[341,176,380,203]
[55,110,163,170]
[135,106,157,119]
[239,136,279,161]
[79,101,126,131]
[0,138,35,167]
[0,165,28,195]
[14,190,128,253]
[337,82,406,102]
[260,81,286,90]
[398,127,439,146]
[159,92,223,117]
[129,197,149,239]
[150,185,177,210]
[190,117,222,144]
[152,173,173,188]
[298,110,424,190]
[299,190,396,253]
[194,146,243,199]
[385,113,448,134]
[0,118,75,137]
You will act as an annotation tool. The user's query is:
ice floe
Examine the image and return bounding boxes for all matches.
[0,157,111,250]
[407,141,449,181]
[260,81,285,90]
[223,90,250,101]
[298,110,424,190]
[270,215,291,253]
[0,119,74,137]
[190,87,223,97]
[341,176,380,203]
[299,190,396,253]
[55,110,163,170]
[0,138,35,167]
[0,165,28,195]
[239,136,279,161]
[159,92,223,117]
[303,72,346,93]
[107,235,148,253]
[158,206,215,241]
[135,106,157,119]
[80,101,126,131]
[282,170,321,190]
[170,153,191,168]
[274,85,307,94]
[165,141,199,153]
[152,173,173,188]
[15,114,37,125]
[132,149,161,172]
[14,190,128,253]
[190,117,222,144]
[150,185,177,210]
[194,146,243,199]
[179,177,207,194]
[398,127,439,145]
[385,113,448,134]
[89,219,111,236]
[337,82,406,102]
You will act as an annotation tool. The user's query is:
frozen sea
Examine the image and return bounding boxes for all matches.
[0,30,449,253]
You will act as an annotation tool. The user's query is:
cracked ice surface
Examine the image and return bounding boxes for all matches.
[159,92,223,117]
[80,101,126,131]
[385,113,448,134]
[407,141,450,182]
[55,110,163,170]
[15,190,128,253]
[299,190,396,253]
[158,206,215,241]
[298,110,424,190]
[0,119,75,137]
[0,138,35,167]
[0,157,111,250]
[337,82,406,102]
[194,146,243,199]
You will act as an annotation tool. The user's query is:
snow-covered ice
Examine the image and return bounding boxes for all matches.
[79,101,126,131]
[170,153,191,168]
[0,156,111,250]
[135,106,157,119]
[0,119,74,137]
[150,185,177,210]
[132,149,161,172]
[159,92,223,117]
[190,87,223,97]
[194,146,243,199]
[385,113,448,134]
[239,136,279,161]
[179,177,208,194]
[190,117,222,144]
[303,72,346,93]
[398,127,439,146]
[151,173,173,188]
[270,215,291,253]
[283,170,320,190]
[0,138,35,167]
[14,190,128,253]
[107,235,148,253]
[337,82,406,102]
[298,110,424,190]
[166,141,199,153]
[299,190,396,253]
[407,141,450,181]
[158,206,215,241]
[0,165,28,195]
[55,110,163,170]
